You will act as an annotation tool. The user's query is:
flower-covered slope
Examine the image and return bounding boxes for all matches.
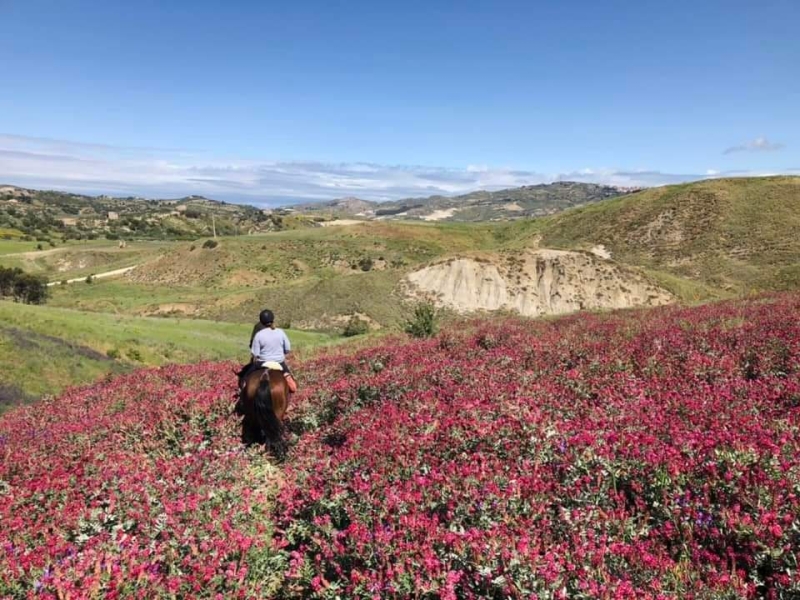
[2,293,800,599]
[280,295,800,599]
[0,366,282,599]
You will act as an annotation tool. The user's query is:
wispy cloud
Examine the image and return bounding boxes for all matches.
[723,136,785,155]
[0,134,796,206]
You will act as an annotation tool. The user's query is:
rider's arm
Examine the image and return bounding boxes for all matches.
[283,331,292,355]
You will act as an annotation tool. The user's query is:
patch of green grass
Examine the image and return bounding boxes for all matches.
[48,280,213,314]
[0,239,40,255]
[641,269,727,303]
[220,269,407,328]
[0,300,343,406]
[0,321,131,414]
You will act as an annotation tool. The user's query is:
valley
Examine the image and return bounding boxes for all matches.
[1,175,799,405]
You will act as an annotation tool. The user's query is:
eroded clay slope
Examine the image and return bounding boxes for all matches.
[404,249,672,316]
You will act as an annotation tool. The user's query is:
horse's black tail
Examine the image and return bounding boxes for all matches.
[254,378,285,459]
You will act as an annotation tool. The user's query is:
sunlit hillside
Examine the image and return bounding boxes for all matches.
[2,293,799,597]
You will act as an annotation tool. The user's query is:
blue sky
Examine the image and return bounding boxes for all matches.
[0,0,797,204]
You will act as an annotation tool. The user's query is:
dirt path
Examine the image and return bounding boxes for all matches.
[4,247,69,259]
[47,265,139,286]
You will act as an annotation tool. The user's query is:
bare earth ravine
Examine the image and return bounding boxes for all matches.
[404,249,672,317]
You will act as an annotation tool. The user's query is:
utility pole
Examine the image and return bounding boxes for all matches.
[212,214,217,239]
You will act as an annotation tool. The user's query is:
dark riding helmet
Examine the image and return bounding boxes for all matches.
[259,309,275,326]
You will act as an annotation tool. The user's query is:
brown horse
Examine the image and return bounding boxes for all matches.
[239,365,290,457]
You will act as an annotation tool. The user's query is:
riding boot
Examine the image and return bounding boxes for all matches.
[285,374,298,394]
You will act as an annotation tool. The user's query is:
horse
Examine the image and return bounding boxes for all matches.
[238,362,290,457]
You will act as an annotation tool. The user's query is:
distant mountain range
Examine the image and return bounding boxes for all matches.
[0,181,643,239]
[0,185,310,241]
[293,181,640,222]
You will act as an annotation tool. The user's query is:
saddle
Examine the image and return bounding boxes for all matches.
[259,361,284,372]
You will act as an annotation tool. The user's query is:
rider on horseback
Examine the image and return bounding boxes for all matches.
[248,309,298,393]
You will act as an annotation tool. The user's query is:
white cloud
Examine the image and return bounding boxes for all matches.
[0,134,796,206]
[723,136,785,155]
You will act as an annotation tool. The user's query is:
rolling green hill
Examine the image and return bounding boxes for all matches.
[43,221,509,327]
[36,176,800,329]
[535,176,800,297]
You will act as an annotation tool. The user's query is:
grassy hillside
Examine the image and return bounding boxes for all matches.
[536,176,800,297]
[0,240,175,281]
[35,176,800,329]
[5,175,797,414]
[0,300,341,411]
[46,222,501,327]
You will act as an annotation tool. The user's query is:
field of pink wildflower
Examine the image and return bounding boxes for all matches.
[2,293,799,599]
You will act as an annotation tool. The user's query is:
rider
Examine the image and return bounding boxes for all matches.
[249,309,298,393]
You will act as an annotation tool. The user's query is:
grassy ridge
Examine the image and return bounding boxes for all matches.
[0,300,341,410]
[538,176,800,296]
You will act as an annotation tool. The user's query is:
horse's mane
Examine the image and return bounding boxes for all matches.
[241,366,289,456]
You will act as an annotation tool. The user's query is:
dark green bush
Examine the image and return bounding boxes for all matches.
[0,267,49,304]
[403,302,438,338]
[343,315,369,337]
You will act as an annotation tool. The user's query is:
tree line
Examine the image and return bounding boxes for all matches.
[0,267,49,305]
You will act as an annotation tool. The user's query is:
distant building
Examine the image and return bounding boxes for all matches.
[59,217,78,226]
[107,211,119,221]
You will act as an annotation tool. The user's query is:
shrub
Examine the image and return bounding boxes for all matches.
[358,256,373,272]
[342,315,369,337]
[202,239,218,249]
[477,330,501,349]
[0,267,48,304]
[403,301,438,338]
[85,274,94,284]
